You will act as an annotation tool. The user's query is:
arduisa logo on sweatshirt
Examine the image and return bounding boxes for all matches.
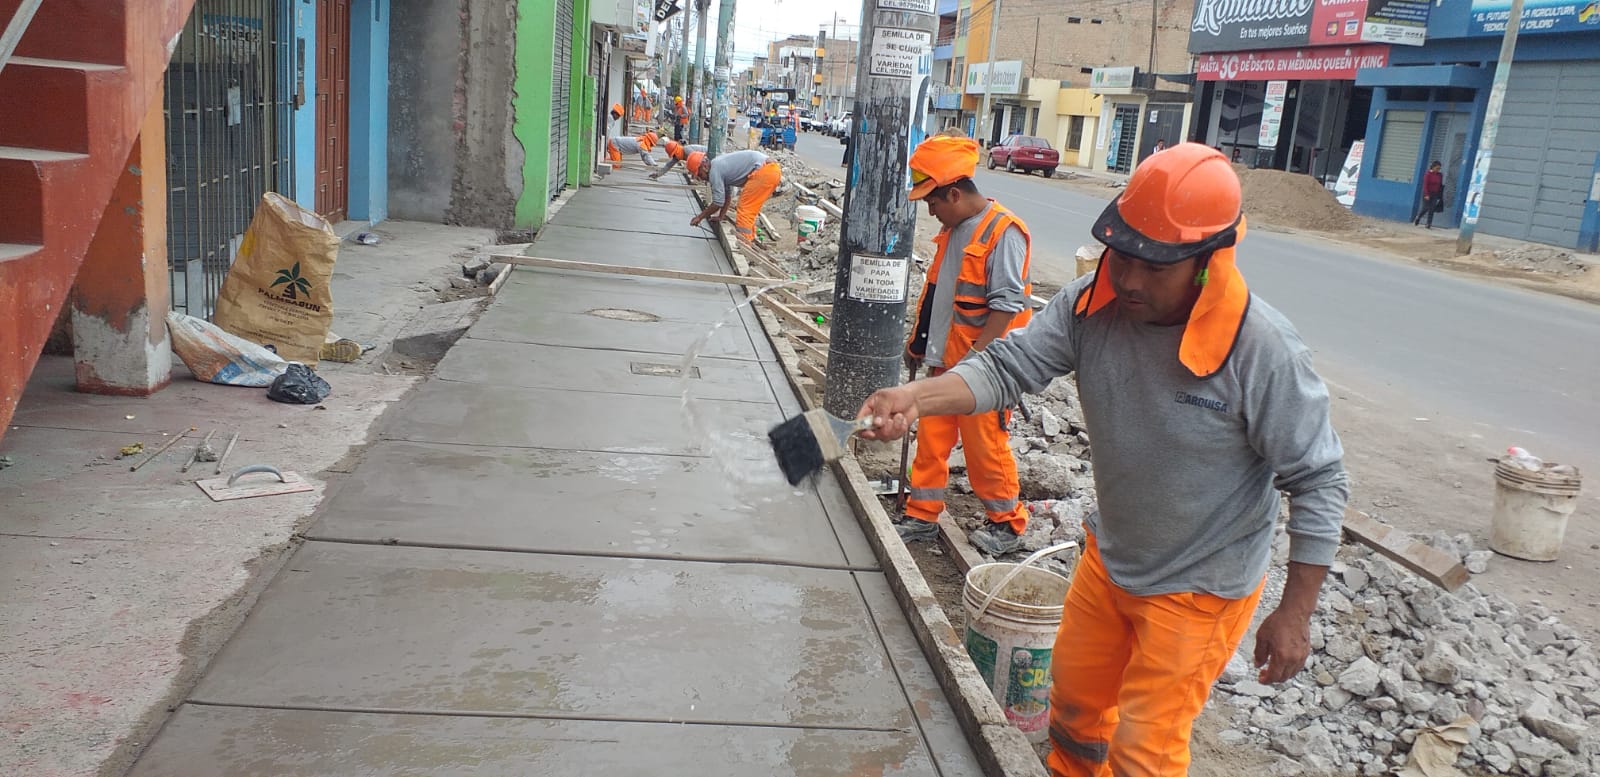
[1175,390,1230,414]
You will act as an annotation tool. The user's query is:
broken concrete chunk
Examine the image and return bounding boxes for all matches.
[1339,657,1382,696]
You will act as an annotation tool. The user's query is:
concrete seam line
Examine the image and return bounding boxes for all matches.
[696,184,1046,776]
[298,536,880,573]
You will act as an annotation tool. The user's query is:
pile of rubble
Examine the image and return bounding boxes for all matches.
[1487,245,1592,278]
[1212,534,1598,776]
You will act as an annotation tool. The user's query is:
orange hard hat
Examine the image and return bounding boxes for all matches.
[908,135,980,200]
[639,131,657,149]
[686,151,706,176]
[664,140,684,160]
[1092,142,1242,263]
[610,103,623,119]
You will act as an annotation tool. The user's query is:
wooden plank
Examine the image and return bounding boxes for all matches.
[759,213,783,238]
[791,304,832,314]
[1342,510,1470,592]
[797,357,828,388]
[787,332,828,364]
[487,254,802,288]
[939,523,986,577]
[763,297,831,342]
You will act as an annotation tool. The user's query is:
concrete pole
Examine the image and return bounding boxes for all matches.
[977,0,1001,146]
[822,0,938,418]
[689,0,711,144]
[707,0,735,156]
[1455,0,1524,255]
[678,4,693,104]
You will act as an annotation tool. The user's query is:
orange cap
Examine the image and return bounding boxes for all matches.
[664,140,684,160]
[610,103,623,119]
[687,151,706,176]
[1091,142,1242,263]
[908,135,980,200]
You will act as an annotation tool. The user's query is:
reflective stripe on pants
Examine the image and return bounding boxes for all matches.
[734,162,782,241]
[907,411,1027,533]
[1047,535,1264,777]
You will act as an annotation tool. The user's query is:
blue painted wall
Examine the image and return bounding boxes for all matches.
[1352,90,1488,226]
[348,0,390,223]
[292,0,316,209]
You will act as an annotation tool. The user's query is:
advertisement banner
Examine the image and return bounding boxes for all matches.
[1194,44,1389,80]
[1469,0,1600,35]
[1089,66,1137,91]
[1362,0,1431,44]
[1260,80,1288,147]
[964,60,1024,94]
[1334,139,1364,207]
[1189,0,1317,52]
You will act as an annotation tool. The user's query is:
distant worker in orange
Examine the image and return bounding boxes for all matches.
[606,130,660,168]
[687,149,782,243]
[650,140,705,179]
[674,95,690,141]
[896,134,1033,555]
[857,144,1348,776]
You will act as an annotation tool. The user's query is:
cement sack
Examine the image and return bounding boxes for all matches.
[166,312,288,387]
[213,193,339,365]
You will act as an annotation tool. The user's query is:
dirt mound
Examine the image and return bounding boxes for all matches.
[1236,167,1364,234]
[1487,245,1591,277]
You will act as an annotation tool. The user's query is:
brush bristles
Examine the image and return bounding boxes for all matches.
[769,414,826,485]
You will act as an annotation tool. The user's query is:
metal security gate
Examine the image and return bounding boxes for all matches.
[1427,111,1470,226]
[165,0,295,318]
[1477,61,1600,248]
[550,0,574,198]
[1108,104,1139,174]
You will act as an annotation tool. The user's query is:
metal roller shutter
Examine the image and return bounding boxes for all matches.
[550,0,574,198]
[1477,61,1600,248]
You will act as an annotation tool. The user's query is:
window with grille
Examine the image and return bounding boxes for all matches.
[1375,110,1425,183]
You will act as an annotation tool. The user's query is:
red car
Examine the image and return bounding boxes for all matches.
[987,135,1060,177]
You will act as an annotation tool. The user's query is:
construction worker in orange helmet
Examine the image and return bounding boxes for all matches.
[688,149,781,243]
[609,103,624,121]
[650,140,705,179]
[857,142,1348,776]
[604,131,660,168]
[894,134,1032,555]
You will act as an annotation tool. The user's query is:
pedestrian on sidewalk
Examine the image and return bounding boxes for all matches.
[1414,160,1444,228]
[606,130,660,168]
[895,134,1033,556]
[650,140,705,179]
[687,149,782,243]
[857,143,1349,777]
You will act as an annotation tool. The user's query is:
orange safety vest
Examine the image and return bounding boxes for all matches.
[910,201,1033,366]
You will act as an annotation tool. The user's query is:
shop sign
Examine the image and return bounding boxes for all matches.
[1469,0,1600,35]
[1259,80,1287,146]
[1194,44,1389,80]
[652,0,682,22]
[1089,66,1136,92]
[965,60,1024,94]
[1361,0,1430,45]
[1190,0,1430,51]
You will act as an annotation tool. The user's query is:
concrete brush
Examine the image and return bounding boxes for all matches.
[768,409,877,486]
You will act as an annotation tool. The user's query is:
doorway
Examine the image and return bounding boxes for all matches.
[1428,111,1470,226]
[315,0,350,221]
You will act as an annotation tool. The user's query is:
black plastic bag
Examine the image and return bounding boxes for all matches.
[267,362,332,404]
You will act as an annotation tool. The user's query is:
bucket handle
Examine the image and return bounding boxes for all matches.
[972,541,1080,623]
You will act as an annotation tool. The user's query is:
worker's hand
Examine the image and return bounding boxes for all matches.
[857,385,919,441]
[649,171,663,180]
[690,215,703,226]
[1253,606,1313,684]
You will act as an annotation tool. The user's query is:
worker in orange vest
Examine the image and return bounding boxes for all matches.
[895,134,1032,555]
[673,95,690,142]
[855,143,1348,776]
[686,149,782,243]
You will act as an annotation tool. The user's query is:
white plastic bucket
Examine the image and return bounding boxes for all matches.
[796,205,825,243]
[963,560,1072,742]
[1490,461,1582,561]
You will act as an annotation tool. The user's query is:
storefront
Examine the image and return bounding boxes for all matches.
[1089,67,1191,174]
[1350,0,1600,248]
[1184,0,1425,182]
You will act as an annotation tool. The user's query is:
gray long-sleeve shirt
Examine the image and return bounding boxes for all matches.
[657,144,706,175]
[610,136,658,166]
[708,149,768,206]
[925,203,1029,369]
[950,274,1349,598]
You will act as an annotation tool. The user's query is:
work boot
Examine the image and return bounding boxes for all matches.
[893,515,940,543]
[970,521,1023,555]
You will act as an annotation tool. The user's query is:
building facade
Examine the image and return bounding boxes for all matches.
[1350,0,1600,249]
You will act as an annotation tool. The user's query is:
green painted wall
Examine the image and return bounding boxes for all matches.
[566,0,592,189]
[512,0,557,228]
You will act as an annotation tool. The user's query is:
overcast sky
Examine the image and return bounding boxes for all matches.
[688,0,864,68]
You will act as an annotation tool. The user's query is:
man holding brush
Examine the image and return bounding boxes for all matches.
[858,143,1349,777]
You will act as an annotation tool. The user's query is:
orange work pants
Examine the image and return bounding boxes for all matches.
[734,162,782,241]
[907,404,1027,533]
[606,141,622,162]
[1048,535,1263,777]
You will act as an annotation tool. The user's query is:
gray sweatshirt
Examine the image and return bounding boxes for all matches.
[950,274,1349,598]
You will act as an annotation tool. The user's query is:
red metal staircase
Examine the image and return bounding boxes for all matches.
[0,0,194,437]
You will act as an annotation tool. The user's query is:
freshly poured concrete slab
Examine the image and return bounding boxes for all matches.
[127,706,942,777]
[189,542,915,729]
[559,190,694,215]
[468,305,760,360]
[499,266,739,307]
[436,339,775,402]
[306,442,855,568]
[551,206,708,238]
[382,381,777,455]
[520,226,722,272]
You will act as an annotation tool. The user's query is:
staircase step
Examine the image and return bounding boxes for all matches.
[0,145,90,162]
[0,243,41,263]
[0,0,127,65]
[0,146,88,244]
[0,59,121,153]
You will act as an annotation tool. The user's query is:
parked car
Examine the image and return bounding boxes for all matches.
[797,111,818,132]
[828,113,852,137]
[987,135,1060,177]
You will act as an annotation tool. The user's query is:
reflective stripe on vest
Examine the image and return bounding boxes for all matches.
[916,201,1034,366]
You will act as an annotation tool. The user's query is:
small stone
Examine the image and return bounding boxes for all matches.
[1323,687,1353,710]
[1520,698,1586,751]
[1234,679,1278,698]
[1039,408,1062,438]
[461,256,489,276]
[1417,640,1467,685]
[1465,550,1493,574]
[1325,634,1363,663]
[69,558,86,565]
[1314,670,1336,687]
[1339,657,1382,696]
[1218,728,1251,747]
[1363,696,1398,712]
[1342,567,1369,593]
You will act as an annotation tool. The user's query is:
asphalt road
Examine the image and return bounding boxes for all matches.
[791,131,1600,481]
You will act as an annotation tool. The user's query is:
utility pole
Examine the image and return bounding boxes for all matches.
[822,0,938,418]
[1456,0,1524,255]
[707,0,735,156]
[689,0,711,143]
[678,3,693,102]
[977,0,1002,146]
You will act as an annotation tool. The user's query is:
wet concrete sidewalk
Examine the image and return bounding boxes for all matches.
[126,167,982,775]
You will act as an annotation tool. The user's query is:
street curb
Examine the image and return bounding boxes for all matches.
[693,186,1047,777]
